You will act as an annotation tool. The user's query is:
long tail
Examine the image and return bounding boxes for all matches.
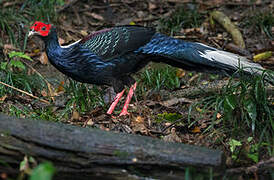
[140,33,270,79]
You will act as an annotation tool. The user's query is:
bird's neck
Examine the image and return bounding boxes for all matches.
[41,28,74,74]
[42,28,63,56]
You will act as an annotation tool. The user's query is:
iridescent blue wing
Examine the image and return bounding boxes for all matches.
[79,26,155,60]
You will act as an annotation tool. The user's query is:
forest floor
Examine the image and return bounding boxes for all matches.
[0,0,273,179]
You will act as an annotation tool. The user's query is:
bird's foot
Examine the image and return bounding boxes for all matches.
[119,110,130,116]
[119,82,137,116]
[106,89,125,115]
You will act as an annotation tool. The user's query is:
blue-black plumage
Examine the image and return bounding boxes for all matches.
[29,22,270,115]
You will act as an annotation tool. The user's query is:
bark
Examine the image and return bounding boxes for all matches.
[0,114,225,179]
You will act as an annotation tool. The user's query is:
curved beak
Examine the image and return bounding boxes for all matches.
[28,29,37,37]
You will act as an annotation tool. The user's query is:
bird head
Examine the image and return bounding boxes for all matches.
[28,21,52,37]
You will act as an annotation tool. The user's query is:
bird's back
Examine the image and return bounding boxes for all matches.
[79,26,156,60]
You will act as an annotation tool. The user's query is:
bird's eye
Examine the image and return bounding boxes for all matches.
[41,26,46,31]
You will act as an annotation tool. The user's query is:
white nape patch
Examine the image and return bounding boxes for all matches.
[60,39,81,48]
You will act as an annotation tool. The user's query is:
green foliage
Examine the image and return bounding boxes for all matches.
[29,162,55,180]
[19,156,55,180]
[7,104,56,121]
[138,64,181,92]
[64,79,105,113]
[0,8,29,48]
[0,0,63,47]
[157,112,182,123]
[0,71,47,95]
[228,137,270,164]
[9,51,33,61]
[0,51,46,95]
[228,138,242,160]
[243,10,273,39]
[21,0,63,22]
[188,69,274,155]
[8,105,26,118]
[1,51,32,71]
[158,6,204,35]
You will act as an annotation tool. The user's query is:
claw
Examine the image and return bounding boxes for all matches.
[119,110,130,116]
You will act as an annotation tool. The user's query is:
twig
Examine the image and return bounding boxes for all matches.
[226,157,274,175]
[0,81,50,104]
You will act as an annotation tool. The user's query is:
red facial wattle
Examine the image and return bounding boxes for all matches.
[30,21,51,36]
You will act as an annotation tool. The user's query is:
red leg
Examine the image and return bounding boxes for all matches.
[107,89,125,115]
[119,82,137,116]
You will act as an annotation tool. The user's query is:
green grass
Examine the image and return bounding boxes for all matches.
[242,10,273,39]
[0,51,47,95]
[188,69,274,157]
[21,0,63,23]
[137,64,181,92]
[0,0,63,48]
[0,8,29,48]
[63,79,105,113]
[158,5,204,35]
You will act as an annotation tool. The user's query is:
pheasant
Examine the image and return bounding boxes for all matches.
[28,21,266,116]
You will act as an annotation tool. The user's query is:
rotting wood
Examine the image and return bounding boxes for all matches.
[0,114,225,179]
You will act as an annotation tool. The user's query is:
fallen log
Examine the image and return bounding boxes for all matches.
[0,114,225,179]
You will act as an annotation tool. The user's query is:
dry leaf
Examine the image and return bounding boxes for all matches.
[87,119,94,126]
[196,107,202,112]
[33,49,40,53]
[72,111,80,120]
[188,74,199,83]
[131,116,148,134]
[163,128,182,143]
[216,113,222,119]
[200,123,207,129]
[0,95,7,102]
[165,122,172,126]
[176,68,185,78]
[41,90,48,97]
[58,37,65,45]
[253,51,272,62]
[39,52,48,65]
[129,21,136,25]
[85,12,104,21]
[135,116,144,123]
[0,173,7,180]
[56,81,65,93]
[191,126,201,133]
[182,28,200,34]
[80,30,88,36]
[27,67,35,75]
[3,44,16,51]
[47,83,55,101]
[148,2,157,10]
